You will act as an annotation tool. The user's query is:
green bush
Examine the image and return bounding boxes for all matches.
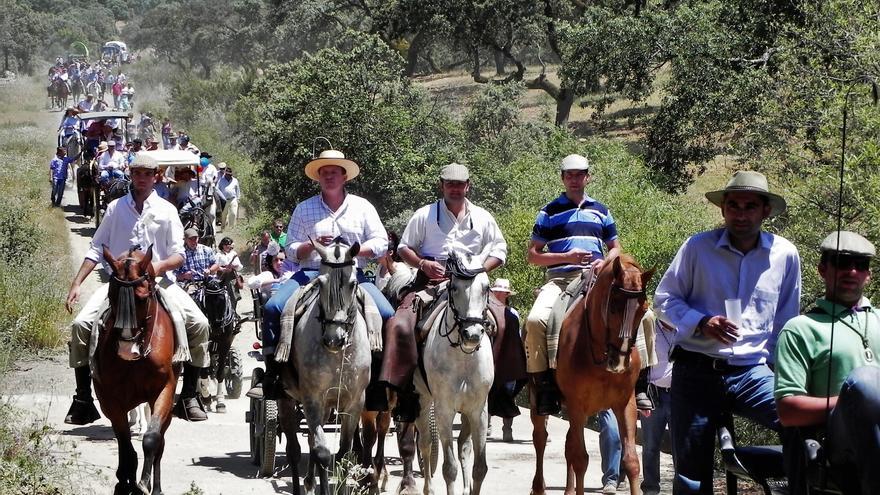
[0,402,73,494]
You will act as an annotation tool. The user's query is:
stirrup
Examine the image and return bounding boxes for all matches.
[245,383,263,399]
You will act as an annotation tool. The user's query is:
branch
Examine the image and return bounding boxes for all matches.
[728,47,781,68]
[526,73,561,100]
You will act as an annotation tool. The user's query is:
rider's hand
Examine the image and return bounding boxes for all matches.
[698,315,739,345]
[420,260,445,280]
[66,285,80,314]
[567,248,592,266]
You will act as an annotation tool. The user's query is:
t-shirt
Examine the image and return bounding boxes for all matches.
[774,298,880,399]
[531,193,618,275]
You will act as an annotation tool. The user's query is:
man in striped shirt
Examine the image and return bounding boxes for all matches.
[525,153,621,415]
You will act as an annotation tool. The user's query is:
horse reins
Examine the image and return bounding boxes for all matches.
[584,269,646,366]
[438,255,490,354]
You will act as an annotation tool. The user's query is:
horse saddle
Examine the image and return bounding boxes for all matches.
[275,280,383,363]
[546,268,597,369]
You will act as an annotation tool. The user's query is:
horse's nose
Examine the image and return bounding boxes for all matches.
[461,325,484,347]
[322,333,347,353]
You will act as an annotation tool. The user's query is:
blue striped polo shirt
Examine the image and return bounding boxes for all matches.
[531,193,618,274]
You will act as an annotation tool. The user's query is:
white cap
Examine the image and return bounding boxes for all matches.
[560,154,590,172]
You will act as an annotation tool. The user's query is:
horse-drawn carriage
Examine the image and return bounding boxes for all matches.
[102,41,130,66]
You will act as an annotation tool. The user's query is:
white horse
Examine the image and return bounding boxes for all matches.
[277,238,372,495]
[415,253,494,495]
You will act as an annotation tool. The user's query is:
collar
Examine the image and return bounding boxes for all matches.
[716,229,772,253]
[320,191,348,213]
[439,198,471,222]
[816,297,873,317]
[557,192,596,207]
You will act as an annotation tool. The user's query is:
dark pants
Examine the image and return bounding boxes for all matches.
[641,385,673,495]
[670,349,780,494]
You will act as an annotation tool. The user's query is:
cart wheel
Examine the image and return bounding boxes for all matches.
[248,367,264,465]
[225,347,244,399]
[258,399,278,477]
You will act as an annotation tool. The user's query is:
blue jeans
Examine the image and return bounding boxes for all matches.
[99,168,125,183]
[670,356,779,494]
[598,409,621,486]
[640,385,672,495]
[827,365,880,494]
[51,178,66,206]
[262,268,393,355]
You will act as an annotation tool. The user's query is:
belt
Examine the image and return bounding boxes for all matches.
[651,384,671,393]
[671,347,752,373]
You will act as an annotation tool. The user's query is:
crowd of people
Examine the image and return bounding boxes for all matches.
[57,133,878,494]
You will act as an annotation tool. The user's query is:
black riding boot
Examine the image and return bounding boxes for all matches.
[635,367,654,411]
[364,351,389,411]
[64,366,101,425]
[174,364,208,421]
[392,384,420,423]
[246,355,283,400]
[530,370,561,416]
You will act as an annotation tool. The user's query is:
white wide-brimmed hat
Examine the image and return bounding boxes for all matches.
[489,278,516,295]
[304,149,359,182]
[704,170,786,217]
[96,141,109,152]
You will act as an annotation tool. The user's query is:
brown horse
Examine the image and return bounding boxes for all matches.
[530,253,653,495]
[95,245,179,495]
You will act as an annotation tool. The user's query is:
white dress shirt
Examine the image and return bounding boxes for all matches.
[215,176,240,201]
[86,190,185,281]
[98,150,126,171]
[285,193,387,270]
[654,228,801,365]
[216,251,243,271]
[399,199,507,265]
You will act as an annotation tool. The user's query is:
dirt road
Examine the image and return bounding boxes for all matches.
[6,108,673,495]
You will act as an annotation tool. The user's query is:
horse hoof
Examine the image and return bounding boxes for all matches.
[215,402,227,413]
[137,481,151,495]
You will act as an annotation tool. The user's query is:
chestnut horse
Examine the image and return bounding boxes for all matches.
[530,254,653,495]
[95,245,179,495]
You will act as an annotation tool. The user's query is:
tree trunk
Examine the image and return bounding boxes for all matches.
[555,87,575,127]
[202,62,212,79]
[405,31,426,77]
[471,46,488,83]
[493,48,506,76]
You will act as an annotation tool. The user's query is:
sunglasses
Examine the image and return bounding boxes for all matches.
[829,256,871,272]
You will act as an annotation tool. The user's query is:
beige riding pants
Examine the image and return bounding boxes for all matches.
[69,277,209,368]
[221,197,239,230]
[524,271,581,373]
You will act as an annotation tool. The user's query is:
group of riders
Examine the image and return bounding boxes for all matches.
[57,131,880,494]
[48,58,134,110]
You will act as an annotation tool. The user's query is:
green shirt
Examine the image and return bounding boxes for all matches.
[270,232,287,249]
[774,298,880,400]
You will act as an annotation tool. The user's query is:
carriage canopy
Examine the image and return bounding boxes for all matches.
[131,150,200,170]
[77,111,131,122]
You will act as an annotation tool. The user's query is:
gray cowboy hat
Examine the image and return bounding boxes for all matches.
[705,171,786,217]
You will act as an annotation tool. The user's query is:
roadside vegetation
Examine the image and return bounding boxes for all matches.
[0,78,76,494]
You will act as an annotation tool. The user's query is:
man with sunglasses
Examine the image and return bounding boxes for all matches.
[654,171,802,494]
[774,231,880,494]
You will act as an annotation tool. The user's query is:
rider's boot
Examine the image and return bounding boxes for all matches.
[174,364,208,422]
[530,370,562,416]
[392,384,420,423]
[246,354,282,400]
[364,351,389,411]
[64,366,101,425]
[635,367,654,411]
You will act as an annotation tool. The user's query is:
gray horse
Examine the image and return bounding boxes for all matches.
[277,238,372,495]
[415,253,494,495]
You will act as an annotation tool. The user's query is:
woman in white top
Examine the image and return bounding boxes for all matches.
[216,236,244,300]
[247,243,295,301]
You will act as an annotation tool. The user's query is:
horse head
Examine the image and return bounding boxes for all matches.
[593,254,654,373]
[311,237,360,353]
[103,244,157,361]
[443,252,490,353]
[201,275,230,328]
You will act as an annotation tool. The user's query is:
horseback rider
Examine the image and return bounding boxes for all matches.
[525,154,621,416]
[246,148,394,399]
[379,162,508,421]
[64,158,211,425]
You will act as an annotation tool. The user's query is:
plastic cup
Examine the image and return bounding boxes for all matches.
[725,299,742,327]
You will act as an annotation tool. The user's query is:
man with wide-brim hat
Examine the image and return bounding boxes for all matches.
[64,148,211,424]
[654,169,802,493]
[774,231,880,494]
[248,147,391,400]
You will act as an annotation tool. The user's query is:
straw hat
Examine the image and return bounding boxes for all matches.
[304,149,359,182]
[96,141,109,153]
[489,278,517,295]
[704,171,786,217]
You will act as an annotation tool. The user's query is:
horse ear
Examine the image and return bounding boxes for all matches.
[641,268,656,287]
[348,242,360,260]
[102,244,117,266]
[309,236,328,260]
[612,256,623,279]
[139,245,154,273]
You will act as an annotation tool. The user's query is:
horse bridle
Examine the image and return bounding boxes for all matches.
[110,268,158,359]
[588,281,646,366]
[438,258,490,354]
[315,258,359,336]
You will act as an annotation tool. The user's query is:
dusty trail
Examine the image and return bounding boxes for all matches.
[6,99,673,495]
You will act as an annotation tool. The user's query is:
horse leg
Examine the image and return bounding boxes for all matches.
[457,414,474,494]
[396,421,419,495]
[529,401,549,495]
[280,400,303,495]
[468,407,489,495]
[214,337,232,413]
[139,382,175,495]
[109,411,139,495]
[564,410,589,495]
[359,411,380,494]
[413,414,435,495]
[435,408,458,495]
[615,399,641,495]
[303,402,331,495]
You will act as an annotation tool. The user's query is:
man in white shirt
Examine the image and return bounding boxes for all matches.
[97,140,126,183]
[215,163,241,231]
[76,93,94,112]
[246,149,392,400]
[64,157,210,424]
[380,163,508,421]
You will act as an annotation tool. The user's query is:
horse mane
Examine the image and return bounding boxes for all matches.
[445,252,485,280]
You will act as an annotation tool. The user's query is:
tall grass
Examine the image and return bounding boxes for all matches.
[0,77,76,493]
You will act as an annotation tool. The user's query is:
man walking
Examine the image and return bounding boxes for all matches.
[654,170,802,494]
